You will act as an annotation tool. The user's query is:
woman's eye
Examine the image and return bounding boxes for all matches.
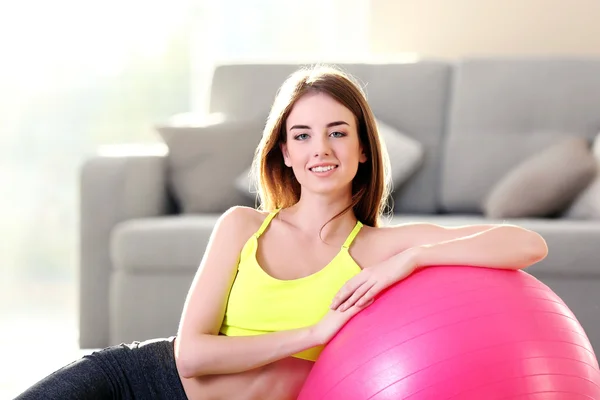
[331,131,346,138]
[294,133,309,140]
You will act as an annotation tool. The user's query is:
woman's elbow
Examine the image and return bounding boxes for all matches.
[522,232,548,268]
[178,357,200,380]
[175,336,210,379]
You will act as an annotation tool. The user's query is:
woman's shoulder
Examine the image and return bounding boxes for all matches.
[216,206,270,237]
[356,223,414,260]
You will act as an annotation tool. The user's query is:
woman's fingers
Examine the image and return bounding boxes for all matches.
[338,281,375,311]
[356,285,382,306]
[331,273,366,309]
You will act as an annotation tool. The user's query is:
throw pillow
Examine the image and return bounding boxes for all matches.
[483,137,597,219]
[376,119,425,190]
[157,119,265,214]
[234,118,425,199]
[563,133,600,219]
[234,165,257,199]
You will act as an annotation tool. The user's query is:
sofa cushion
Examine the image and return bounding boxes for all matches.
[564,133,600,219]
[441,57,600,213]
[110,215,220,272]
[234,118,425,201]
[376,118,425,190]
[157,119,264,214]
[564,175,600,219]
[482,137,597,218]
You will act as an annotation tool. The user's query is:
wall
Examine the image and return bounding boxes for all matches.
[369,0,600,58]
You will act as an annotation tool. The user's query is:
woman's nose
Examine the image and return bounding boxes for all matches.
[313,136,331,157]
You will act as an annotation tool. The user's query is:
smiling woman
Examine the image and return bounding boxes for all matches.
[15,62,551,400]
[253,66,393,228]
[282,94,368,195]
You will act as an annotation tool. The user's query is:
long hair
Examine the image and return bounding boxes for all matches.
[250,65,392,227]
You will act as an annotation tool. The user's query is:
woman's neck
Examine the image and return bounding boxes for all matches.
[280,192,357,243]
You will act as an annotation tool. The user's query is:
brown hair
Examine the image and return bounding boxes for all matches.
[250,64,392,227]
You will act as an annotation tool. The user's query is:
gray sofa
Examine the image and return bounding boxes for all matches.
[79,57,600,352]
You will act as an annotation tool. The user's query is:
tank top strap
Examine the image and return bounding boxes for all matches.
[255,208,281,238]
[342,220,363,249]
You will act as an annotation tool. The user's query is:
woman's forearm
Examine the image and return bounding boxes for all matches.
[409,226,548,270]
[176,327,319,378]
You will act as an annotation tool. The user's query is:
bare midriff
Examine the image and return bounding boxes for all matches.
[173,338,314,400]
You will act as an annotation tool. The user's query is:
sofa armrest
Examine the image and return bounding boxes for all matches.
[79,145,169,348]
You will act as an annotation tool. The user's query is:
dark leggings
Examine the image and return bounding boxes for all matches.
[15,336,188,400]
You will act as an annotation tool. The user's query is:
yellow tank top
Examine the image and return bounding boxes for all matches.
[219,208,363,361]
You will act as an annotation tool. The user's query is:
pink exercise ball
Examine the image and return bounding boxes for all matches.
[299,266,600,400]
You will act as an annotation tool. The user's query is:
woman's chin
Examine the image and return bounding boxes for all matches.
[300,182,353,197]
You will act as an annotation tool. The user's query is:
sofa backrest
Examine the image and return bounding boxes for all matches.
[208,61,452,214]
[441,57,600,213]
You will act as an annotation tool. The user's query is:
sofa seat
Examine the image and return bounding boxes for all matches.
[111,215,221,273]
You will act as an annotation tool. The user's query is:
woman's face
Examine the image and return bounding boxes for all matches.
[281,92,367,196]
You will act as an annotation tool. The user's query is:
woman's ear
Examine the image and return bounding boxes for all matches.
[359,146,368,163]
[281,143,292,167]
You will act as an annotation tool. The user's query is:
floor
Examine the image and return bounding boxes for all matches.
[0,280,94,399]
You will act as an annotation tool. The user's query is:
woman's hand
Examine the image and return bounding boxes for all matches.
[330,248,418,312]
[312,299,374,345]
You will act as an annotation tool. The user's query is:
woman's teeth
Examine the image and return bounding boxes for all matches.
[311,165,336,172]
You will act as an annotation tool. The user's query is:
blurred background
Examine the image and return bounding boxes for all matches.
[2,0,600,397]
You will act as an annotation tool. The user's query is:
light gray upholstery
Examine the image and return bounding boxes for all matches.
[111,216,218,272]
[482,137,597,218]
[156,120,265,214]
[80,58,600,353]
[109,270,194,345]
[441,57,600,213]
[79,154,169,348]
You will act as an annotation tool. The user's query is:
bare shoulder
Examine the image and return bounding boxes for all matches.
[358,223,414,243]
[215,206,267,238]
[361,222,445,253]
[357,221,446,257]
[374,223,430,253]
[351,225,404,266]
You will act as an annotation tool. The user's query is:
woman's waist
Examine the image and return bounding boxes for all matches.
[180,356,314,400]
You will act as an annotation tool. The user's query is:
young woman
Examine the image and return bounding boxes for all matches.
[17,66,548,400]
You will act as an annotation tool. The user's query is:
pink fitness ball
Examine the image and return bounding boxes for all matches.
[298,265,600,399]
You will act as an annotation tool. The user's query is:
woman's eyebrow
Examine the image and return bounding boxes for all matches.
[289,121,350,130]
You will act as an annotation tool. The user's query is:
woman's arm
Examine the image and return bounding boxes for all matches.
[175,207,322,379]
[330,225,548,311]
[178,327,318,378]
[399,224,548,270]
[382,222,527,251]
